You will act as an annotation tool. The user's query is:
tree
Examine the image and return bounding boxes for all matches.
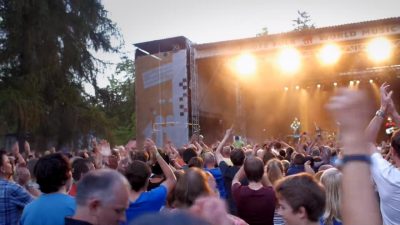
[256,27,269,37]
[0,0,121,150]
[96,55,135,145]
[292,10,315,31]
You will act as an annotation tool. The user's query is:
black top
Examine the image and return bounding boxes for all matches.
[65,217,93,225]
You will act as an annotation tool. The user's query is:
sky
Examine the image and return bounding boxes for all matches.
[96,0,400,87]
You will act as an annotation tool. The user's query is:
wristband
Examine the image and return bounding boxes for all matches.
[341,154,371,165]
[375,110,385,119]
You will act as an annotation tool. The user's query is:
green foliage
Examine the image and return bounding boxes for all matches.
[256,27,269,37]
[96,55,135,146]
[0,0,122,150]
[292,10,315,31]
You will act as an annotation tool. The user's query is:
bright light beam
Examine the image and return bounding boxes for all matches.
[318,44,341,65]
[366,37,393,62]
[235,53,256,76]
[277,47,301,74]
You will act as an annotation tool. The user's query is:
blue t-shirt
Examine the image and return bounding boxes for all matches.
[124,185,168,225]
[204,167,227,199]
[20,193,76,225]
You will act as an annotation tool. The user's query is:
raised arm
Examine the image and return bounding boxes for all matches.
[327,88,381,225]
[146,138,177,192]
[232,165,245,185]
[215,127,233,164]
[365,83,392,147]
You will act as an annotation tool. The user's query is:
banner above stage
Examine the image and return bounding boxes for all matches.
[194,18,400,59]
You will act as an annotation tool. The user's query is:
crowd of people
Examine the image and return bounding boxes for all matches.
[1,84,400,225]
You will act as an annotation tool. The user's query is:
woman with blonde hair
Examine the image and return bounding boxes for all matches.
[265,159,285,225]
[265,159,284,185]
[320,168,342,225]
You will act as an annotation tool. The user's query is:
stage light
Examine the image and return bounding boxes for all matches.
[333,82,338,87]
[349,80,354,86]
[235,53,256,76]
[317,84,321,88]
[356,80,360,84]
[284,87,289,91]
[318,44,341,65]
[295,85,300,90]
[277,47,301,74]
[366,37,393,62]
[369,79,374,84]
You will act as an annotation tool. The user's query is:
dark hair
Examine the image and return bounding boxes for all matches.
[285,147,294,161]
[182,148,197,164]
[188,157,204,168]
[230,148,245,166]
[34,153,71,193]
[391,130,400,156]
[244,156,264,182]
[124,160,151,191]
[152,151,170,175]
[0,150,6,167]
[274,142,282,150]
[72,158,92,181]
[293,153,305,165]
[131,151,149,162]
[279,149,286,158]
[275,173,326,222]
[263,151,276,165]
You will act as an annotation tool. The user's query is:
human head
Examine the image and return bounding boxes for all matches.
[281,160,290,175]
[130,150,149,162]
[183,148,197,164]
[124,160,151,192]
[320,168,342,224]
[263,151,276,165]
[230,148,245,166]
[266,159,284,185]
[34,153,72,193]
[293,153,305,165]
[390,130,400,157]
[275,173,325,225]
[188,157,204,168]
[202,152,216,167]
[0,150,13,178]
[72,158,95,182]
[244,156,264,182]
[174,168,212,208]
[75,169,131,225]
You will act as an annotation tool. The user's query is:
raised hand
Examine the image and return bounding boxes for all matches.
[379,82,393,112]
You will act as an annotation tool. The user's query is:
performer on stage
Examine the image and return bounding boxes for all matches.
[385,117,397,137]
[290,117,301,141]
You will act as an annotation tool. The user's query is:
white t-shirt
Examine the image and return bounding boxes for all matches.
[371,152,400,225]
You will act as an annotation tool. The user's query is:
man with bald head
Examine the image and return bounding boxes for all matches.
[65,169,131,225]
[232,156,276,225]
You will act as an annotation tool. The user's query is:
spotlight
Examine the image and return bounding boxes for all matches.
[369,79,373,84]
[319,44,341,65]
[284,87,289,91]
[349,80,354,85]
[366,37,393,62]
[317,84,321,88]
[356,80,360,84]
[277,47,301,74]
[333,82,338,87]
[235,53,256,76]
[295,85,300,90]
